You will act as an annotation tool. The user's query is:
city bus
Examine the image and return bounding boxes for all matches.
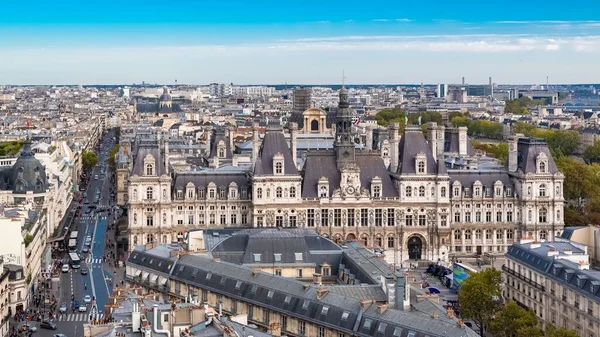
[70,231,79,240]
[68,239,77,252]
[69,253,81,269]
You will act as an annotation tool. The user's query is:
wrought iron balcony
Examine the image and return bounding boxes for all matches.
[502,265,545,292]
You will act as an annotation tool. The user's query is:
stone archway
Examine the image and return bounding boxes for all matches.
[407,235,423,260]
[346,233,357,241]
[333,234,343,244]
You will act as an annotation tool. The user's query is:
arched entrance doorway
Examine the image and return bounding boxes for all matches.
[407,236,423,260]
[346,233,357,241]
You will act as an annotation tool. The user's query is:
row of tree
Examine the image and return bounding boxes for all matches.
[459,268,578,337]
[504,97,547,115]
[374,108,443,130]
[512,122,580,156]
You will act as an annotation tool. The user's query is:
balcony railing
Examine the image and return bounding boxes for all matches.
[502,265,545,292]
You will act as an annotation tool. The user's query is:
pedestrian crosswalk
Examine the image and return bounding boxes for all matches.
[85,256,103,264]
[58,313,105,322]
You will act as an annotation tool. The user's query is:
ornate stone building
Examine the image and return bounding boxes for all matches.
[126,88,564,263]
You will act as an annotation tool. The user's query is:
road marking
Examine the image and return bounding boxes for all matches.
[89,217,98,301]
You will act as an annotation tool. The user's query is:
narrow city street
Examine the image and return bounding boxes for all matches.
[17,130,118,337]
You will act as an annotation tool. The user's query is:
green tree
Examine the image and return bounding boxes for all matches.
[0,140,24,156]
[584,140,600,164]
[468,120,503,139]
[490,301,541,337]
[513,122,536,137]
[451,116,471,128]
[108,144,119,172]
[82,150,99,172]
[458,268,502,336]
[375,107,406,127]
[541,130,580,156]
[545,325,579,337]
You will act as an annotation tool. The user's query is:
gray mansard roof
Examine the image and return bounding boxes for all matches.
[254,128,298,176]
[397,127,447,175]
[449,170,514,189]
[506,241,600,304]
[516,138,559,174]
[173,171,250,191]
[444,129,475,155]
[127,249,477,337]
[302,152,397,198]
[209,128,233,159]
[132,143,167,176]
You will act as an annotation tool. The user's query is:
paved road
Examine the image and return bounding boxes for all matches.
[33,130,115,337]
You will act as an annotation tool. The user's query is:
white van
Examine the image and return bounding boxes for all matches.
[94,175,98,180]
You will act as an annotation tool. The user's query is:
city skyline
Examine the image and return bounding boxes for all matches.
[1,0,600,84]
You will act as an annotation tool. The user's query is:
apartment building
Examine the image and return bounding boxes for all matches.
[504,239,600,337]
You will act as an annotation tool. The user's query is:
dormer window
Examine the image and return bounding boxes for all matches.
[273,153,284,175]
[219,188,226,199]
[217,140,226,159]
[318,177,329,198]
[143,154,156,176]
[373,185,381,197]
[453,186,460,197]
[536,152,548,173]
[371,176,382,198]
[415,152,427,174]
[146,164,153,176]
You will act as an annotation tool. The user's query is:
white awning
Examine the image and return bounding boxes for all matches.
[134,270,142,277]
[445,274,453,281]
[141,271,149,280]
[159,276,168,286]
[150,274,159,284]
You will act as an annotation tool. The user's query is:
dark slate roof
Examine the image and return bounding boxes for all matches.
[516,138,559,174]
[302,152,397,198]
[443,129,475,155]
[506,242,600,304]
[173,171,250,191]
[210,228,342,270]
[397,127,445,175]
[254,128,298,176]
[449,170,514,189]
[132,143,167,176]
[209,128,233,159]
[7,140,49,194]
[560,227,583,240]
[128,250,177,276]
[136,102,182,113]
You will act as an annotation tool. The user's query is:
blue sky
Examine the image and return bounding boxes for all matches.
[1,0,600,84]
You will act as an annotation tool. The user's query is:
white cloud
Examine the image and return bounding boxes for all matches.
[372,19,389,22]
[395,18,411,22]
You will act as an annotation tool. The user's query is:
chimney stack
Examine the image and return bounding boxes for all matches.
[290,122,298,167]
[389,123,400,172]
[427,122,438,158]
[313,273,322,286]
[458,127,468,155]
[251,123,259,170]
[507,134,523,172]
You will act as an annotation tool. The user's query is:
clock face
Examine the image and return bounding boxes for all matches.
[346,186,355,195]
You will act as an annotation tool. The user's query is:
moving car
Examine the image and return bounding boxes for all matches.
[54,334,67,337]
[81,247,89,253]
[59,302,68,313]
[40,321,57,330]
[84,295,92,304]
[94,175,98,180]
[61,264,69,273]
[80,267,88,275]
[20,323,37,332]
[79,303,87,312]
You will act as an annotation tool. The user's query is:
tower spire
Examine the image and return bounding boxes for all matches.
[342,69,346,88]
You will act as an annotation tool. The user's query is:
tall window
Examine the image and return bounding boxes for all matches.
[361,209,368,226]
[454,212,461,222]
[146,234,154,243]
[373,185,381,198]
[289,187,296,198]
[218,148,225,158]
[307,209,315,227]
[146,164,154,176]
[418,186,425,197]
[539,230,547,240]
[147,215,153,227]
[321,209,329,226]
[454,230,461,240]
[257,188,263,199]
[418,214,426,226]
[146,187,153,200]
[388,236,395,248]
[374,209,382,226]
[441,187,447,198]
[465,229,472,240]
[405,214,413,226]
[276,187,283,198]
[417,161,425,173]
[539,161,546,173]
[348,209,355,226]
[334,209,342,227]
[539,208,547,223]
[475,229,482,240]
[507,229,514,239]
[405,186,412,197]
[275,162,283,174]
[454,187,460,197]
[387,208,395,226]
[539,184,547,197]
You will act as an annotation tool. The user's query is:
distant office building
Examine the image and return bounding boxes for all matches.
[446,85,467,103]
[466,84,492,97]
[290,86,312,129]
[437,84,447,98]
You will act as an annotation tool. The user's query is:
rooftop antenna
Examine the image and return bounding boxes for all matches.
[342,69,346,88]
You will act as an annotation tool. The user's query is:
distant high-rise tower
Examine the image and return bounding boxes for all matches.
[290,86,312,129]
[462,77,465,85]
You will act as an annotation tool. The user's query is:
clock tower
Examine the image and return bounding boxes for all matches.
[334,86,356,169]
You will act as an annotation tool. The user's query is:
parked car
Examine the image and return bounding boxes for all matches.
[80,267,88,275]
[84,295,92,304]
[61,264,69,273]
[81,247,89,254]
[40,321,57,330]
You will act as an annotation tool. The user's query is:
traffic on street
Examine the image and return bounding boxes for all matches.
[12,130,118,337]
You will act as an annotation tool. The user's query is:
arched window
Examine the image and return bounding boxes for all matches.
[146,234,154,243]
[257,187,263,199]
[373,186,381,198]
[146,215,153,227]
[539,230,547,240]
[454,230,461,240]
[133,236,138,245]
[557,209,561,221]
[419,186,425,197]
[146,187,153,200]
[290,186,296,198]
[405,186,412,197]
[375,236,383,248]
[133,213,137,225]
[441,187,446,198]
[475,229,482,240]
[539,208,547,223]
[15,181,24,193]
[218,148,225,158]
[311,120,319,131]
[319,186,328,198]
[417,161,425,173]
[539,161,546,173]
[275,162,283,174]
[539,184,546,197]
[276,187,283,198]
[146,164,154,176]
[507,229,514,239]
[465,229,472,240]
